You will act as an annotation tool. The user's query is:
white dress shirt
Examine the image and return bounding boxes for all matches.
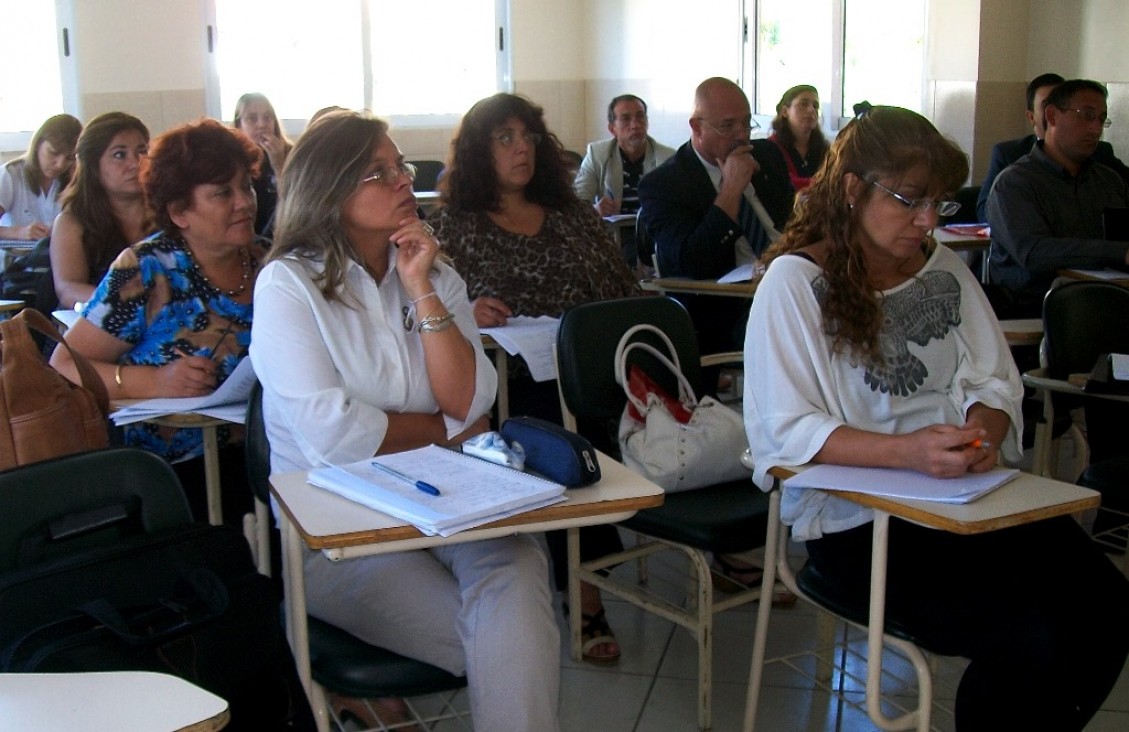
[250,249,497,474]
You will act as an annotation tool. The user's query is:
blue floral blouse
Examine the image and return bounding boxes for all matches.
[83,232,262,463]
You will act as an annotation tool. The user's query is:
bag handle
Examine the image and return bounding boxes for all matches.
[614,324,699,413]
[2,308,110,415]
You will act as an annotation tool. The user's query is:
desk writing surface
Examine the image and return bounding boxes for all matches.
[271,449,664,551]
[644,277,755,298]
[933,228,989,251]
[0,671,229,731]
[768,465,1098,535]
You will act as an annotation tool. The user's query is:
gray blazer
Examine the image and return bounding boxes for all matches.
[573,136,676,203]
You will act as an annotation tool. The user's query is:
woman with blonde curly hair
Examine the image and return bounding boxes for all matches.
[745,105,1129,730]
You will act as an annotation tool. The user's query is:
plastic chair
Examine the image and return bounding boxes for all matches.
[407,160,444,192]
[244,381,469,731]
[0,447,190,570]
[555,295,771,731]
[1022,281,1129,571]
[744,479,949,732]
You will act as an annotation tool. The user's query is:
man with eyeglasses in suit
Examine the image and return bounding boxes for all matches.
[637,77,793,353]
[987,79,1129,318]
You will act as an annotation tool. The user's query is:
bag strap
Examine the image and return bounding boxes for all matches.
[2,308,110,415]
[614,324,698,413]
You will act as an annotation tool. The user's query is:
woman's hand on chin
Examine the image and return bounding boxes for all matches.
[390,217,440,293]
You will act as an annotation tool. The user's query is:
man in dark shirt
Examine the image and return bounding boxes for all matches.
[987,79,1129,317]
[977,73,1129,222]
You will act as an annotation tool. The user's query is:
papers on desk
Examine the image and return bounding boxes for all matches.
[783,464,1020,504]
[481,316,560,382]
[307,444,567,536]
[109,357,255,425]
[941,224,990,237]
[1112,353,1129,381]
[602,213,636,224]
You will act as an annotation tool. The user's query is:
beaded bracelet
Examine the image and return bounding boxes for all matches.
[418,312,456,333]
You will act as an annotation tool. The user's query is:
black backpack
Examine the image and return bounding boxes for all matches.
[0,236,58,315]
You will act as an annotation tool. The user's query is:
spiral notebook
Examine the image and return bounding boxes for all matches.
[307,444,567,536]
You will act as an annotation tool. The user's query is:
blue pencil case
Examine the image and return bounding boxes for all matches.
[500,417,601,488]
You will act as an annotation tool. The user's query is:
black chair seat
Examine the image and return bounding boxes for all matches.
[621,481,770,555]
[796,561,923,646]
[308,617,466,699]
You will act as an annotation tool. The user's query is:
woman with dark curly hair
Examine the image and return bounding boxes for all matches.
[767,84,829,192]
[745,106,1129,730]
[52,118,265,524]
[435,93,639,665]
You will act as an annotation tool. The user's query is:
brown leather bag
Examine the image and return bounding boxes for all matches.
[0,308,109,469]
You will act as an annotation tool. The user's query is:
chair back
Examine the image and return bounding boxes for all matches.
[635,208,656,271]
[408,160,445,192]
[557,296,702,425]
[942,185,981,225]
[244,379,272,506]
[0,447,190,572]
[1043,281,1129,379]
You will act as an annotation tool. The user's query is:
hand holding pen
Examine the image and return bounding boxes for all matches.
[593,184,620,216]
[154,342,219,397]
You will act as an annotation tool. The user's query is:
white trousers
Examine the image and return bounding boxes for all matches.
[304,534,561,732]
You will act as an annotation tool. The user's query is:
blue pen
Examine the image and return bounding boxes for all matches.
[371,461,442,496]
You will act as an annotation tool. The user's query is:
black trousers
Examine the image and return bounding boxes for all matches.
[806,516,1129,731]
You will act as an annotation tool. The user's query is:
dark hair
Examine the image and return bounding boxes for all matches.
[757,106,969,365]
[58,112,152,276]
[770,84,828,160]
[440,93,575,213]
[232,92,284,138]
[606,94,647,124]
[1026,73,1065,111]
[143,118,262,233]
[17,114,82,193]
[270,111,388,303]
[1044,78,1108,113]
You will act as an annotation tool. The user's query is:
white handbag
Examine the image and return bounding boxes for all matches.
[615,324,752,493]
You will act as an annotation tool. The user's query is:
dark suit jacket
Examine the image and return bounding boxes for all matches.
[637,140,794,279]
[977,134,1129,222]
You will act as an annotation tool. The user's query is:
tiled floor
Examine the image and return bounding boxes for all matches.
[408,536,1129,732]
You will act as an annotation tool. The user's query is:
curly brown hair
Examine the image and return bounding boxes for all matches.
[439,93,576,213]
[143,118,262,233]
[756,106,969,365]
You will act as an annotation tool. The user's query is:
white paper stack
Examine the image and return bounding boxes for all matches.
[109,357,255,425]
[481,315,560,382]
[783,464,1020,504]
[307,444,568,536]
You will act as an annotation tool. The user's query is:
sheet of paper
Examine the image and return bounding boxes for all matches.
[1111,353,1129,381]
[783,464,1020,504]
[718,263,755,283]
[481,316,560,382]
[307,444,567,536]
[1063,268,1129,281]
[109,357,255,425]
[603,214,636,223]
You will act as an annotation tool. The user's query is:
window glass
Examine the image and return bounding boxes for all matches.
[0,1,64,137]
[755,0,833,119]
[843,0,926,115]
[369,0,499,117]
[215,0,364,123]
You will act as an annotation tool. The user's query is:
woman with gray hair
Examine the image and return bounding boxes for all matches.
[250,110,560,731]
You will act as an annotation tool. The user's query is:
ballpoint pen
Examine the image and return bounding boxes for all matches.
[371,461,442,496]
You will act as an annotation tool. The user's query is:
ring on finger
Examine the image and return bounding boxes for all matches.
[421,222,434,236]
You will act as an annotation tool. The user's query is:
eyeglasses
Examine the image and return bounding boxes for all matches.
[1056,106,1112,128]
[360,162,418,187]
[697,117,760,136]
[492,131,543,148]
[870,180,960,217]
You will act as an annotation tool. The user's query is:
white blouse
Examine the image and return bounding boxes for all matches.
[250,250,497,474]
[743,245,1024,540]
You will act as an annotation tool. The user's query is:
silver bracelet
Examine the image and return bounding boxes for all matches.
[418,312,456,333]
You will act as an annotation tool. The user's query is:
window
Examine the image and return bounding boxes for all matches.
[210,0,509,126]
[0,1,64,149]
[743,0,926,126]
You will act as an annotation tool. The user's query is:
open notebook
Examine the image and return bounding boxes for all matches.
[307,444,567,536]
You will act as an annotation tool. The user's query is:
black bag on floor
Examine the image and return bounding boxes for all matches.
[0,523,315,732]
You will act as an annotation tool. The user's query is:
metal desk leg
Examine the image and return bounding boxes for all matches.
[280,514,327,732]
[494,347,509,423]
[567,526,583,661]
[202,425,223,526]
